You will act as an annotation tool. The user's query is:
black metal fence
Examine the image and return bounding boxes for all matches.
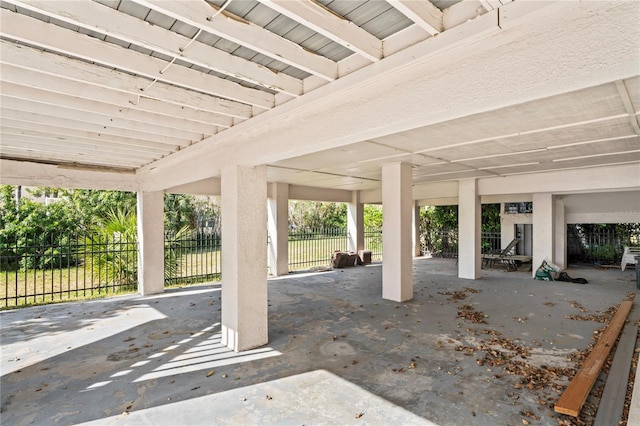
[364,228,382,261]
[287,227,348,270]
[567,225,640,264]
[1,226,507,308]
[1,233,138,308]
[165,231,221,285]
[420,229,502,258]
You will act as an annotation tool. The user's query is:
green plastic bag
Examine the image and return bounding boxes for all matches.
[534,259,559,281]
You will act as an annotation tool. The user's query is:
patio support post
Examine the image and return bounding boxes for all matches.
[268,182,289,277]
[221,164,268,352]
[136,190,165,295]
[347,191,364,253]
[413,202,422,257]
[555,197,567,270]
[532,192,555,277]
[458,179,481,279]
[382,162,413,302]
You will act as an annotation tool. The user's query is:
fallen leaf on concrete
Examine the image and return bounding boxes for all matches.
[457,305,487,324]
[521,410,539,420]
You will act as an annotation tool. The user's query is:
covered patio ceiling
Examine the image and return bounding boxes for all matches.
[0,0,638,193]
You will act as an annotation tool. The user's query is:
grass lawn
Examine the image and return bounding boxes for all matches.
[0,266,137,309]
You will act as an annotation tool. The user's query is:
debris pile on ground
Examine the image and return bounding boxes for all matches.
[457,304,487,323]
[449,288,635,425]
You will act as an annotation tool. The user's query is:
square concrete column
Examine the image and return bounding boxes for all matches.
[532,193,554,276]
[413,202,422,257]
[347,191,364,253]
[221,165,268,352]
[555,197,567,270]
[268,182,289,277]
[382,162,413,302]
[458,179,481,279]
[136,191,165,296]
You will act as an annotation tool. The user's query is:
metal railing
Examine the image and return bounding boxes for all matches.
[420,229,503,258]
[287,227,348,270]
[165,231,221,285]
[3,227,515,308]
[567,225,640,264]
[1,232,138,308]
[364,228,382,261]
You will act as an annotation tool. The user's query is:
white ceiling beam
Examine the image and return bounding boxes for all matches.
[0,96,203,142]
[1,82,219,136]
[0,159,139,191]
[387,0,443,36]
[1,133,162,162]
[478,0,503,12]
[0,9,273,110]
[4,0,302,96]
[257,0,382,62]
[615,80,640,135]
[0,41,253,119]
[0,120,177,155]
[130,0,338,81]
[478,163,640,195]
[0,144,145,169]
[0,65,233,128]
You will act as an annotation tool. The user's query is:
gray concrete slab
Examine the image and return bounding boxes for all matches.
[1,258,638,426]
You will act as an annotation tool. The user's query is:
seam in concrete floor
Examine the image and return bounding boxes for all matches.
[1,258,638,426]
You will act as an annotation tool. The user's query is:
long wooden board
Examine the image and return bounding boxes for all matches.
[593,321,638,425]
[554,300,633,417]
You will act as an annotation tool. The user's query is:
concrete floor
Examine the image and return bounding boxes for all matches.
[1,258,638,426]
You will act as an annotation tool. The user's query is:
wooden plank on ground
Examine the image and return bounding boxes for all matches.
[555,300,633,417]
[593,305,639,426]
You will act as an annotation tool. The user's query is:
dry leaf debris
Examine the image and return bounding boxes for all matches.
[457,305,487,324]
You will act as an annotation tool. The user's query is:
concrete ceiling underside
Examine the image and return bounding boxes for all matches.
[0,0,639,193]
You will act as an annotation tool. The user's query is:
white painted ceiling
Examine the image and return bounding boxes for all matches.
[0,0,638,192]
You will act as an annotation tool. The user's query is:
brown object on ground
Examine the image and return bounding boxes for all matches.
[554,300,633,417]
[331,251,349,268]
[357,250,372,265]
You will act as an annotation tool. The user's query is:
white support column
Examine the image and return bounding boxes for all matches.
[268,182,289,277]
[347,191,364,253]
[532,193,555,277]
[413,202,422,257]
[382,162,413,302]
[554,197,567,270]
[221,165,268,352]
[458,179,481,279]
[136,191,165,295]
